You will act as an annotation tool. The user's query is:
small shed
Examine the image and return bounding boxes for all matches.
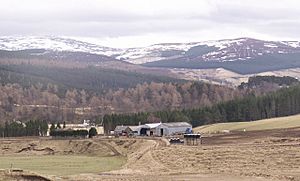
[129,125,150,136]
[114,126,132,136]
[184,134,201,146]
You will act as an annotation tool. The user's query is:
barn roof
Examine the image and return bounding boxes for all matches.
[162,122,192,128]
[129,125,149,131]
[145,123,161,128]
[128,126,140,132]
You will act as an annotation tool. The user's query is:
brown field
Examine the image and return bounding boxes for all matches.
[170,67,300,86]
[1,128,300,181]
[194,114,300,134]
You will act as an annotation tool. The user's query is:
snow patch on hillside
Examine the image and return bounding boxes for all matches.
[1,36,300,64]
[281,41,300,48]
[0,36,123,56]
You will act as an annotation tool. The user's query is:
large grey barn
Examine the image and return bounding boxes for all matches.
[157,122,192,136]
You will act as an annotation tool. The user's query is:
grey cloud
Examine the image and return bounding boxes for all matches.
[189,4,300,25]
[0,0,300,46]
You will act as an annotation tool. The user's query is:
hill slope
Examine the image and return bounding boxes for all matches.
[0,64,183,94]
[2,36,300,79]
[194,114,300,133]
[123,37,300,65]
[0,36,122,56]
[1,36,300,64]
[144,52,300,74]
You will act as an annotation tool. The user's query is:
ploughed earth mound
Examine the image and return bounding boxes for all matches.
[0,169,51,181]
[0,138,137,156]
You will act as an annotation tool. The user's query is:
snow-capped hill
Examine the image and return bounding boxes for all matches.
[1,36,300,65]
[201,38,300,62]
[117,38,300,64]
[116,42,202,63]
[281,41,300,48]
[0,36,123,56]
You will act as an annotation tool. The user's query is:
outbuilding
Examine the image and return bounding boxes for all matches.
[145,123,161,136]
[157,122,192,136]
[129,125,150,136]
[114,126,131,136]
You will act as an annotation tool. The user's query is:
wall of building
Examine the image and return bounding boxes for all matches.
[168,126,191,135]
[157,125,192,136]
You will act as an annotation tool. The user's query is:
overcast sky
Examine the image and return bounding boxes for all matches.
[0,0,300,47]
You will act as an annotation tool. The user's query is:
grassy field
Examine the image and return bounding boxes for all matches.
[0,155,125,176]
[194,114,300,133]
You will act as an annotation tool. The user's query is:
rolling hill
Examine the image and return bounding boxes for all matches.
[1,36,300,75]
[0,36,122,56]
[194,114,300,133]
[144,52,300,74]
[0,64,184,94]
[121,37,300,64]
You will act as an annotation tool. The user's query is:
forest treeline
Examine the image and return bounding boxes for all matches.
[0,120,48,137]
[238,75,298,89]
[0,81,240,123]
[103,85,300,132]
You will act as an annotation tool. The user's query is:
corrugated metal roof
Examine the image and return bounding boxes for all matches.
[114,122,191,132]
[128,126,140,131]
[130,125,150,131]
[145,123,161,128]
[162,122,192,128]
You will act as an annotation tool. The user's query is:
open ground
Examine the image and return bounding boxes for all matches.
[1,119,300,180]
[170,67,300,87]
[195,114,300,133]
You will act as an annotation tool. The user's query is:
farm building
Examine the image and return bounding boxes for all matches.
[114,122,192,137]
[157,122,192,136]
[114,125,149,136]
[145,123,162,136]
[129,125,149,136]
[114,126,131,136]
[184,133,202,146]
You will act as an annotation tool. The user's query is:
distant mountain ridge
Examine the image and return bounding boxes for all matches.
[119,37,300,64]
[1,36,300,64]
[1,36,300,74]
[0,49,117,64]
[0,36,123,56]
